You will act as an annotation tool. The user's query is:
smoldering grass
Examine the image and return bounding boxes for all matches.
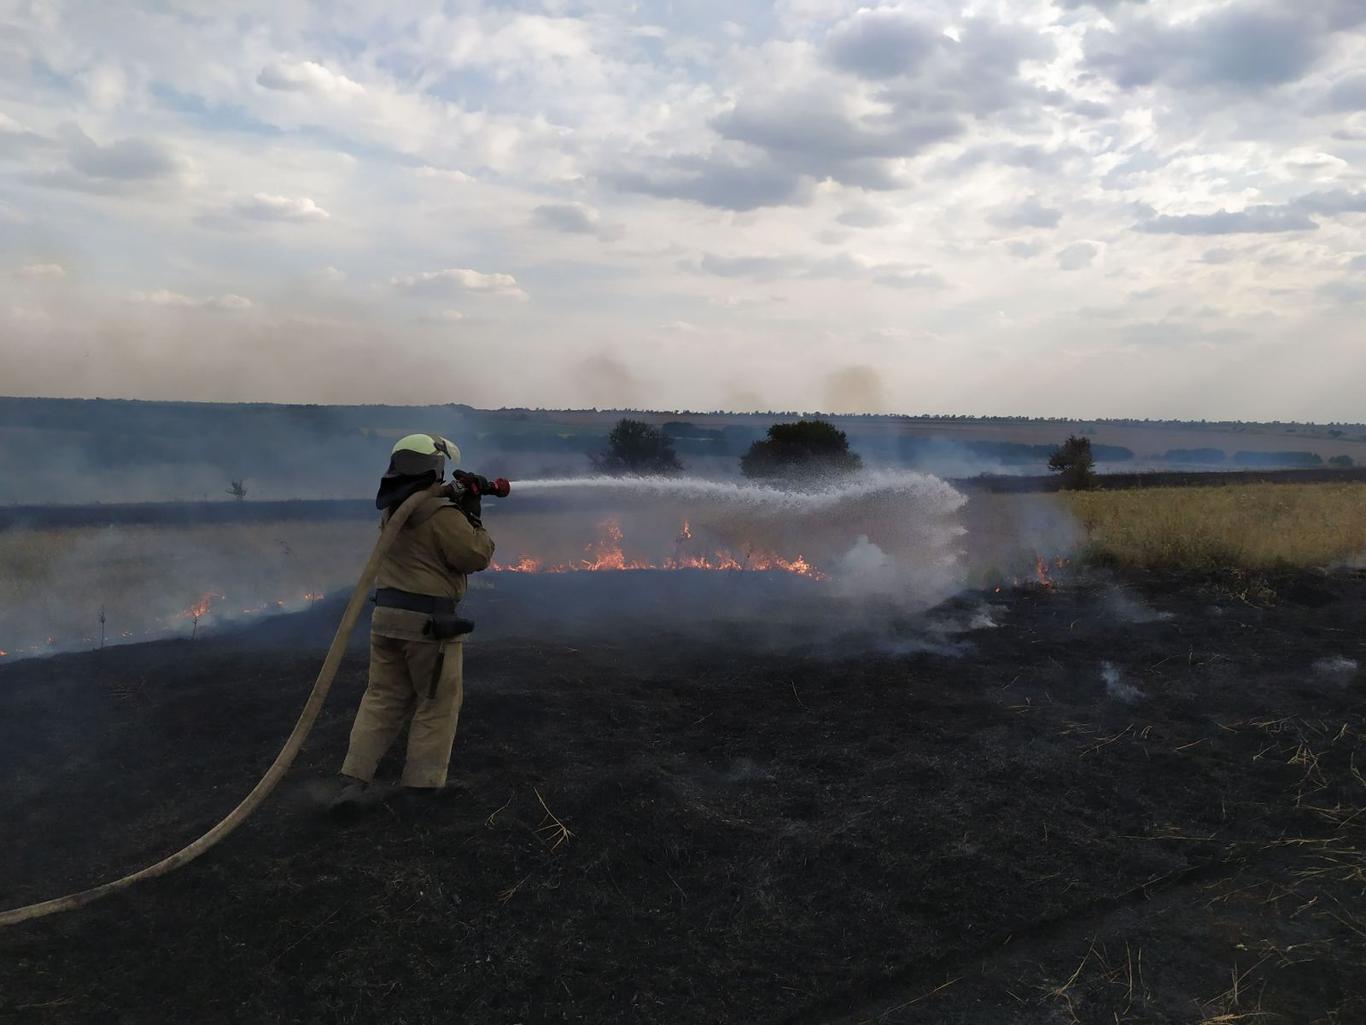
[1101,661,1145,703]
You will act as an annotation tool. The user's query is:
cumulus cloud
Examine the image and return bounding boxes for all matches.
[532,202,602,235]
[1085,4,1346,91]
[67,129,179,181]
[1200,248,1237,264]
[1137,206,1318,235]
[1058,242,1099,271]
[836,204,896,229]
[613,12,1052,208]
[608,151,809,211]
[390,268,527,299]
[1297,189,1366,215]
[257,60,364,97]
[230,193,331,223]
[1321,73,1366,111]
[990,196,1063,229]
[34,126,188,192]
[18,263,66,279]
[823,10,943,80]
[695,253,800,279]
[130,290,253,310]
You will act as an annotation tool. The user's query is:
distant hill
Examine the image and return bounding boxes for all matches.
[2,396,1363,504]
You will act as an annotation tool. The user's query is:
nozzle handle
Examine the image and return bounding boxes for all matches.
[452,471,511,498]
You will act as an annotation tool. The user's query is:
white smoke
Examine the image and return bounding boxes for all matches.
[1101,661,1145,703]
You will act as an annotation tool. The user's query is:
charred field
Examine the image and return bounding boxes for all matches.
[1,568,1364,1025]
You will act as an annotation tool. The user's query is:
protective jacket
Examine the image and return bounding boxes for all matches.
[370,495,495,641]
[341,492,495,789]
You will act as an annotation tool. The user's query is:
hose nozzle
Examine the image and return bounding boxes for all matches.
[451,470,511,498]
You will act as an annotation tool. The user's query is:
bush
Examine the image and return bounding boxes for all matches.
[740,419,862,481]
[1329,455,1355,468]
[591,419,683,476]
[1048,436,1097,490]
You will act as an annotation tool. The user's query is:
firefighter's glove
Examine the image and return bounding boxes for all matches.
[458,487,483,525]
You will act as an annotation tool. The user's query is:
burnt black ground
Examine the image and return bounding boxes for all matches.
[1,570,1364,1024]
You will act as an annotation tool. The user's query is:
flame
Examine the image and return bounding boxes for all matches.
[183,593,219,620]
[1034,555,1055,589]
[0,650,7,657]
[304,592,324,602]
[492,519,826,580]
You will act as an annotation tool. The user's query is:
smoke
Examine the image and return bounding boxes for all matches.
[1312,655,1359,681]
[1101,661,1144,703]
[0,467,1092,660]
[822,365,888,414]
[570,353,642,409]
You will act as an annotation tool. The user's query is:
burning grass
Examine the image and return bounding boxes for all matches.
[1065,482,1366,573]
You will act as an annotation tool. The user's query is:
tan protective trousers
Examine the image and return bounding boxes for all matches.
[341,635,464,788]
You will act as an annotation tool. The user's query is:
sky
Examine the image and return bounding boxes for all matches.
[1,0,1365,420]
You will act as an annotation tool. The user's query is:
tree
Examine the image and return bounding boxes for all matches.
[1048,436,1097,490]
[591,418,683,475]
[740,419,863,481]
[226,479,248,501]
[1329,454,1355,468]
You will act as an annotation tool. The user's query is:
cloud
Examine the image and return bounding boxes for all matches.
[691,250,943,290]
[610,13,1052,209]
[531,202,602,235]
[257,60,364,97]
[1137,206,1318,235]
[1322,73,1366,111]
[823,10,943,80]
[18,263,67,279]
[415,166,472,183]
[230,193,331,223]
[872,269,945,290]
[39,126,187,191]
[1200,248,1236,264]
[990,196,1063,229]
[1006,240,1042,259]
[608,151,810,211]
[695,253,800,279]
[1318,281,1366,304]
[1349,255,1366,271]
[836,204,896,229]
[390,268,527,299]
[711,90,959,186]
[130,290,253,310]
[1085,5,1327,91]
[1058,242,1098,271]
[1296,189,1366,215]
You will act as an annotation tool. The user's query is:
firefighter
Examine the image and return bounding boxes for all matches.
[334,433,494,810]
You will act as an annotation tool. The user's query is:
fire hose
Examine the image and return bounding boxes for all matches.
[0,477,507,928]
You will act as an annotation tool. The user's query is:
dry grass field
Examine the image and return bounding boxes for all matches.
[5,481,1366,655]
[1065,482,1366,573]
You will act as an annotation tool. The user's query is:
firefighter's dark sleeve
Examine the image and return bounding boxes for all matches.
[432,506,495,573]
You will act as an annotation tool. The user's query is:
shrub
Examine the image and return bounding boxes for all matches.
[740,419,862,481]
[1048,436,1097,490]
[591,419,683,476]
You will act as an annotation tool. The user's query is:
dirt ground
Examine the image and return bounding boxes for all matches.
[0,569,1363,1024]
